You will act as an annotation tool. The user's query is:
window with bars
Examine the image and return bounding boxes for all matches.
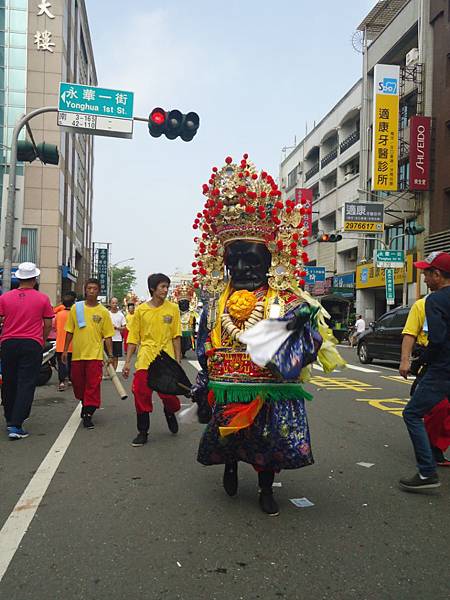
[18,228,37,263]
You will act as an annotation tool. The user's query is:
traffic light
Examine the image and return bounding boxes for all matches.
[405,224,425,235]
[17,140,59,165]
[148,107,200,141]
[317,232,342,242]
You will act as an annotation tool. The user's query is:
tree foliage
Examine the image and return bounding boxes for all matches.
[111,265,137,304]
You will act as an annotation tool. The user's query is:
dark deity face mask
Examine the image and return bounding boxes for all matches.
[225,241,271,292]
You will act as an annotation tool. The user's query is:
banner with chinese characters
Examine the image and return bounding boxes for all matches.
[295,188,313,236]
[97,248,109,297]
[409,115,431,191]
[34,1,56,53]
[372,64,400,191]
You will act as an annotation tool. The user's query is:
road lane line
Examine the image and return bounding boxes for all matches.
[0,404,81,582]
[345,364,381,373]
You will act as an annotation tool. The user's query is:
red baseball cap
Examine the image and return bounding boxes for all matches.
[414,251,450,271]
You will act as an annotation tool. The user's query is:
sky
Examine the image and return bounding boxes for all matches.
[87,0,376,297]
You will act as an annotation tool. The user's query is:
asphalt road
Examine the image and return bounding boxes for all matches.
[0,347,448,600]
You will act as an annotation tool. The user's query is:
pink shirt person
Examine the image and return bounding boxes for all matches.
[0,288,54,346]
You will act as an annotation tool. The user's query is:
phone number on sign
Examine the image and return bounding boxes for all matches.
[344,221,384,231]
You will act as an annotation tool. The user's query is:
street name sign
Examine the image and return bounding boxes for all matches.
[344,202,384,232]
[305,266,326,285]
[375,249,404,269]
[57,82,134,139]
[385,268,395,305]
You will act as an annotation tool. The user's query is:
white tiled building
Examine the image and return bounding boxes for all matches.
[279,80,362,284]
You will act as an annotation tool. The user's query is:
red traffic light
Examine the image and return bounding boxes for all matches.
[148,107,167,137]
[148,107,200,141]
[150,109,166,125]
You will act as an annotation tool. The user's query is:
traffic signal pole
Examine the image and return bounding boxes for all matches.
[3,106,58,292]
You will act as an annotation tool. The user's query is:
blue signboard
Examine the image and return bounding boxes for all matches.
[305,266,326,285]
[59,82,134,120]
[332,272,355,298]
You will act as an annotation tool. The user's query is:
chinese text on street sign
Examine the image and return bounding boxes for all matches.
[375,250,405,269]
[97,248,109,297]
[372,64,400,192]
[305,266,326,285]
[344,202,384,232]
[57,82,134,139]
[385,268,395,305]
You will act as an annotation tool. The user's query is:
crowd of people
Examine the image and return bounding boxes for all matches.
[0,249,449,512]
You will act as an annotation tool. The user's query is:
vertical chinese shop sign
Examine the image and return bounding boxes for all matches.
[295,188,313,236]
[372,64,400,192]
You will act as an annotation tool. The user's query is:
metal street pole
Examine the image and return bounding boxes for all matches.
[402,216,408,306]
[2,106,58,292]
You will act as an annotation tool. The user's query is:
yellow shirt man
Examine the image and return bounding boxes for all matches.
[127,300,182,370]
[65,303,115,361]
[402,297,428,347]
[125,312,135,331]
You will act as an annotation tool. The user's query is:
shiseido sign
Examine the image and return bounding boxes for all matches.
[409,116,431,191]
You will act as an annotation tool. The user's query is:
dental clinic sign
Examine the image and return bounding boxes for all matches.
[409,116,431,191]
[372,64,400,192]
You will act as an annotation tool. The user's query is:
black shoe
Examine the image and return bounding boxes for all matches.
[82,416,95,429]
[399,472,441,492]
[132,432,148,447]
[223,462,238,497]
[259,490,280,516]
[164,411,179,434]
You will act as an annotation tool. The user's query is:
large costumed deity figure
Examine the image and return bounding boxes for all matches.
[173,282,198,357]
[191,154,344,516]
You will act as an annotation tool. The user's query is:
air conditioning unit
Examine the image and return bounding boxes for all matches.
[406,48,419,66]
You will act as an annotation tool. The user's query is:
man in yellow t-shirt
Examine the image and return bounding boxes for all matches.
[123,302,135,353]
[63,278,114,429]
[123,273,182,446]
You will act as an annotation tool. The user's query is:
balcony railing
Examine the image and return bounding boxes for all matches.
[339,130,360,153]
[305,163,319,181]
[320,147,338,169]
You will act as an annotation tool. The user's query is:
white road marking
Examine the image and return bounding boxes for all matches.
[345,364,380,374]
[0,404,81,582]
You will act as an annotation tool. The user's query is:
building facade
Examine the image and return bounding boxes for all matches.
[426,0,450,253]
[279,80,362,328]
[0,0,96,302]
[356,0,436,319]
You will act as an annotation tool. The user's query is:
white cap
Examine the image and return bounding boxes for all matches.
[15,262,41,280]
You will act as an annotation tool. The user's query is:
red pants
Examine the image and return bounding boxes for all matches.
[132,369,180,414]
[71,360,103,408]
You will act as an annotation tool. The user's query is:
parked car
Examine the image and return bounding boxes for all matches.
[357,306,411,364]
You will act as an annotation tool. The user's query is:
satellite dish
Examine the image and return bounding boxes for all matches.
[351,30,364,54]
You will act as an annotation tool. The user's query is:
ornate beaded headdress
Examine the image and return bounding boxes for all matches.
[173,281,195,302]
[192,154,312,292]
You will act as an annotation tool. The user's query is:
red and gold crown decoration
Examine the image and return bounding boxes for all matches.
[192,154,312,292]
[173,281,195,302]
